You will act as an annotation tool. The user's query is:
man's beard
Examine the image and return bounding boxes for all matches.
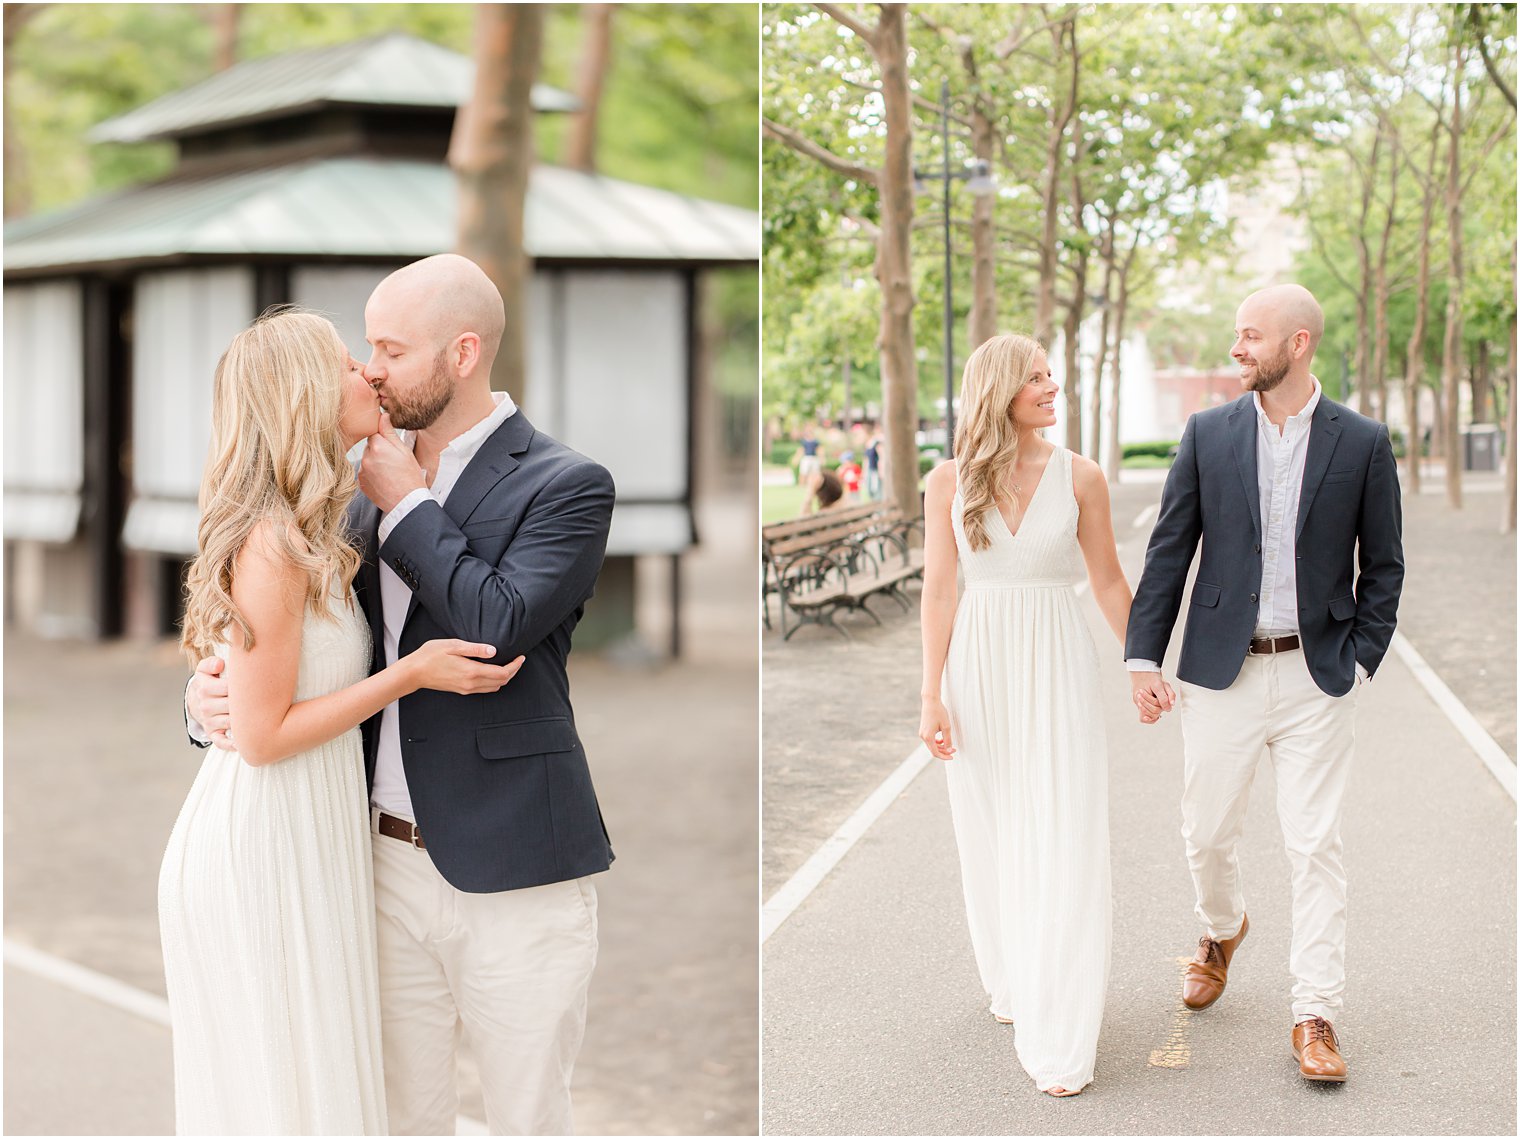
[382,349,454,429]
[1242,340,1292,392]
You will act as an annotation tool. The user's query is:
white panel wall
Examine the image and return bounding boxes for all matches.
[3,280,84,489]
[3,281,85,539]
[523,271,557,435]
[291,265,402,362]
[560,271,686,501]
[126,268,254,551]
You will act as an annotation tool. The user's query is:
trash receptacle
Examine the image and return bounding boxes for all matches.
[1462,424,1501,472]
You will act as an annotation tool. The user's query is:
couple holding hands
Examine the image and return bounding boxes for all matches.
[919,284,1404,1096]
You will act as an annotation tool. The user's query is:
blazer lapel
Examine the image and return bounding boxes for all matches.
[440,411,533,530]
[1295,399,1343,539]
[1228,398,1262,544]
[401,410,537,629]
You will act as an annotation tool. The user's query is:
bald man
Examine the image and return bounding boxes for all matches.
[190,255,616,1133]
[1124,284,1403,1083]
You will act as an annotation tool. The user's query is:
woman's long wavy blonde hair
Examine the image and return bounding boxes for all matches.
[954,332,1045,552]
[180,309,362,664]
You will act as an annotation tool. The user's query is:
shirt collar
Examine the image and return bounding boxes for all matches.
[1253,375,1322,426]
[398,391,518,460]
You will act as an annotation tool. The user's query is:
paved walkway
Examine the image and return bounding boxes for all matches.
[762,466,1516,1135]
[4,490,759,1137]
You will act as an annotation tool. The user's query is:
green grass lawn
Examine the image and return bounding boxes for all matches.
[762,480,807,523]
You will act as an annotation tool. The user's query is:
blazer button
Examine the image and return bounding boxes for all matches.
[1255,544,1262,554]
[1249,593,1258,603]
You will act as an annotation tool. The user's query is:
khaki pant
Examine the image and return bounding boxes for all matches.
[1178,650,1359,1023]
[371,811,599,1135]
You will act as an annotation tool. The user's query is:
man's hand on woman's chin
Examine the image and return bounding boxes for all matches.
[359,410,426,513]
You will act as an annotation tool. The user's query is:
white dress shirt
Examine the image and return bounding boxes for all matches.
[1252,377,1320,637]
[371,391,518,820]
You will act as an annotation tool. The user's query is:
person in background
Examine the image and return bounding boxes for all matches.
[803,468,845,515]
[798,425,823,485]
[837,452,864,502]
[865,429,883,500]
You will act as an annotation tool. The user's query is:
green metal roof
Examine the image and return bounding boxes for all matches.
[2,157,759,272]
[89,33,579,144]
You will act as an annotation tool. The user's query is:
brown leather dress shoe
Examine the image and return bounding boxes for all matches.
[1181,913,1249,1010]
[1292,1017,1347,1082]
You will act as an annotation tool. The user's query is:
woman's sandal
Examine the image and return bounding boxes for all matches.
[1044,1085,1083,1098]
[993,1014,1014,1024]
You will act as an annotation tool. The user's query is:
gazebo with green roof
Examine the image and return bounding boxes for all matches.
[3,33,758,648]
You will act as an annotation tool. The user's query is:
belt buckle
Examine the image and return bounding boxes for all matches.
[407,822,425,850]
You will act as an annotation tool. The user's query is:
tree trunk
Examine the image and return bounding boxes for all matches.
[208,4,241,72]
[565,3,614,173]
[873,5,921,518]
[1061,253,1087,454]
[1430,379,1446,460]
[1505,282,1517,533]
[1034,16,1077,347]
[1349,131,1379,415]
[450,3,544,405]
[1105,247,1138,485]
[1470,339,1490,424]
[1370,119,1399,424]
[1062,91,1088,455]
[967,92,997,350]
[1403,92,1445,492]
[1441,27,1466,509]
[2,4,47,219]
[1088,227,1114,460]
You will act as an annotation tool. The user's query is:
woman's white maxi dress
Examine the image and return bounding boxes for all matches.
[942,446,1112,1093]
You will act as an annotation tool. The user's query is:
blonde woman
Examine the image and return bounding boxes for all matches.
[160,311,523,1135]
[917,334,1150,1097]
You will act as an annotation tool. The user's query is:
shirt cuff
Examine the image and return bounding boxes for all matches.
[1355,662,1370,683]
[378,487,436,545]
[185,681,213,747]
[1126,659,1161,673]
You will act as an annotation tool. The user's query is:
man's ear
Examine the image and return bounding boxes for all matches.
[454,332,483,378]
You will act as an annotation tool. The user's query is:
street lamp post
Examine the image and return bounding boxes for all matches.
[915,79,996,458]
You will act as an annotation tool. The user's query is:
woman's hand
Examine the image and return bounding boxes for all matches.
[919,697,956,761]
[406,641,525,695]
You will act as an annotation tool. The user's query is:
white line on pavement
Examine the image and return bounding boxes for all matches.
[1390,631,1517,801]
[1132,504,1160,530]
[4,938,171,1027]
[3,937,489,1132]
[761,745,932,943]
[762,582,1092,943]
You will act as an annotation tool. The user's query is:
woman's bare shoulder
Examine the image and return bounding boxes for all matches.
[925,457,958,490]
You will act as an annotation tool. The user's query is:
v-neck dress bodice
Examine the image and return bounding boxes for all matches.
[950,445,1086,590]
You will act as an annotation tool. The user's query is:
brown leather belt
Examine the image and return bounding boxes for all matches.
[1248,634,1301,655]
[377,812,426,850]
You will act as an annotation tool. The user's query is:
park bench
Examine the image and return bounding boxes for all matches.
[761,503,925,639]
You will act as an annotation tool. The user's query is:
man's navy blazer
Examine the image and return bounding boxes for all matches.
[1125,392,1403,698]
[350,410,616,893]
